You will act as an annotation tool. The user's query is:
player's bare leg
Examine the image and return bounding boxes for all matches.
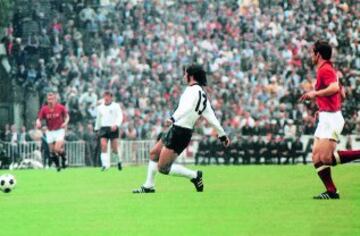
[110,139,122,170]
[312,138,339,199]
[133,140,163,193]
[158,146,203,192]
[100,138,110,171]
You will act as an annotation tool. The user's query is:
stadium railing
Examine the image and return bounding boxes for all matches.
[1,140,156,167]
[115,140,156,165]
[2,141,86,167]
[2,135,359,168]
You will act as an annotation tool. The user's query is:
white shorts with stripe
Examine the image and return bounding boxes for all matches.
[46,129,65,144]
[314,111,344,142]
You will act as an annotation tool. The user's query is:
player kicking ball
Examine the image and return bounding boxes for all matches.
[95,91,123,171]
[133,64,230,193]
[36,91,69,172]
[300,40,360,199]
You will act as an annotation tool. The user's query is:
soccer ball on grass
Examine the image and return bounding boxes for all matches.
[0,174,16,193]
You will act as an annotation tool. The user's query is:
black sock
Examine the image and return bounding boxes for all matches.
[47,154,53,167]
[60,152,67,168]
[52,153,60,169]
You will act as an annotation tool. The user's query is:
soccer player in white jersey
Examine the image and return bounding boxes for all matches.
[133,64,230,193]
[95,91,123,171]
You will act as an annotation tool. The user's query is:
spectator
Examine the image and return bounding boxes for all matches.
[1,124,10,141]
[6,125,19,163]
[83,123,97,166]
[288,136,306,164]
[79,87,98,108]
[5,0,360,140]
[345,135,353,150]
[19,126,30,144]
[284,119,297,141]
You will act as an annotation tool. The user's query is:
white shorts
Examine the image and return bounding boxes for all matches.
[314,111,344,142]
[46,129,65,144]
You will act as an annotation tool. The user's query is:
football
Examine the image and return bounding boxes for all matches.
[0,174,17,193]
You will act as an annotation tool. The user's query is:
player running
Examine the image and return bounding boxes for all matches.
[36,91,69,171]
[95,91,123,171]
[300,40,360,199]
[133,64,230,193]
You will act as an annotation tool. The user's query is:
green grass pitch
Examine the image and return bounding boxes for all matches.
[1,165,360,236]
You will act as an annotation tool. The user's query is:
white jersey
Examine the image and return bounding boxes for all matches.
[95,102,123,131]
[171,84,226,137]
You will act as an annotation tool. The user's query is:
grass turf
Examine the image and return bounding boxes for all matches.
[0,165,360,236]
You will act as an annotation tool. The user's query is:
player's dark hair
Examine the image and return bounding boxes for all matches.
[313,40,332,60]
[186,64,207,86]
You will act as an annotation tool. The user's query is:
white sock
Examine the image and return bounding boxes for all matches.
[101,153,110,169]
[169,164,197,179]
[143,160,158,188]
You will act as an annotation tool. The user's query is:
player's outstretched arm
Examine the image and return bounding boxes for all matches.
[36,118,42,129]
[37,107,45,129]
[202,101,230,147]
[61,113,70,128]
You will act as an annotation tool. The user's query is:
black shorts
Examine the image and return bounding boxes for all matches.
[98,127,119,140]
[161,125,193,155]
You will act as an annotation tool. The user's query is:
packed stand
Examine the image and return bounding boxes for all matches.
[1,0,359,142]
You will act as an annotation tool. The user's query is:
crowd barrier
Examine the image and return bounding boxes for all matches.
[1,141,86,167]
[1,135,359,168]
[116,140,156,165]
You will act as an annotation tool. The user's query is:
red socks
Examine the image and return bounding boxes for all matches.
[314,149,360,193]
[333,150,360,165]
[314,162,337,193]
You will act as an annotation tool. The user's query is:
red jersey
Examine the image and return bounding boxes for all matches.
[315,61,341,112]
[38,103,68,131]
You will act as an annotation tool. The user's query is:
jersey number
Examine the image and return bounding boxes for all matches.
[195,91,207,115]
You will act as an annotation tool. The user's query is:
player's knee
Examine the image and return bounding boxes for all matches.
[149,150,159,161]
[53,147,60,154]
[311,152,320,163]
[149,154,157,162]
[158,164,170,175]
[100,145,107,153]
[319,155,332,165]
[316,150,327,163]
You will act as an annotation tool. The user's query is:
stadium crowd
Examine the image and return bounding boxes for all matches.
[1,0,360,143]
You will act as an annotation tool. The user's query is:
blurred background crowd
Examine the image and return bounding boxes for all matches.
[1,0,359,143]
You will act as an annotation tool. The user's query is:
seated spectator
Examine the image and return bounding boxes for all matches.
[243,135,256,164]
[277,135,290,165]
[265,135,278,164]
[195,136,210,165]
[207,138,221,165]
[287,136,306,164]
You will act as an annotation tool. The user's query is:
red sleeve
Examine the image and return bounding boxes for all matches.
[320,68,337,87]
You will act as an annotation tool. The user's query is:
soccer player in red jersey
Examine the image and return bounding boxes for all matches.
[300,40,360,199]
[36,91,69,171]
